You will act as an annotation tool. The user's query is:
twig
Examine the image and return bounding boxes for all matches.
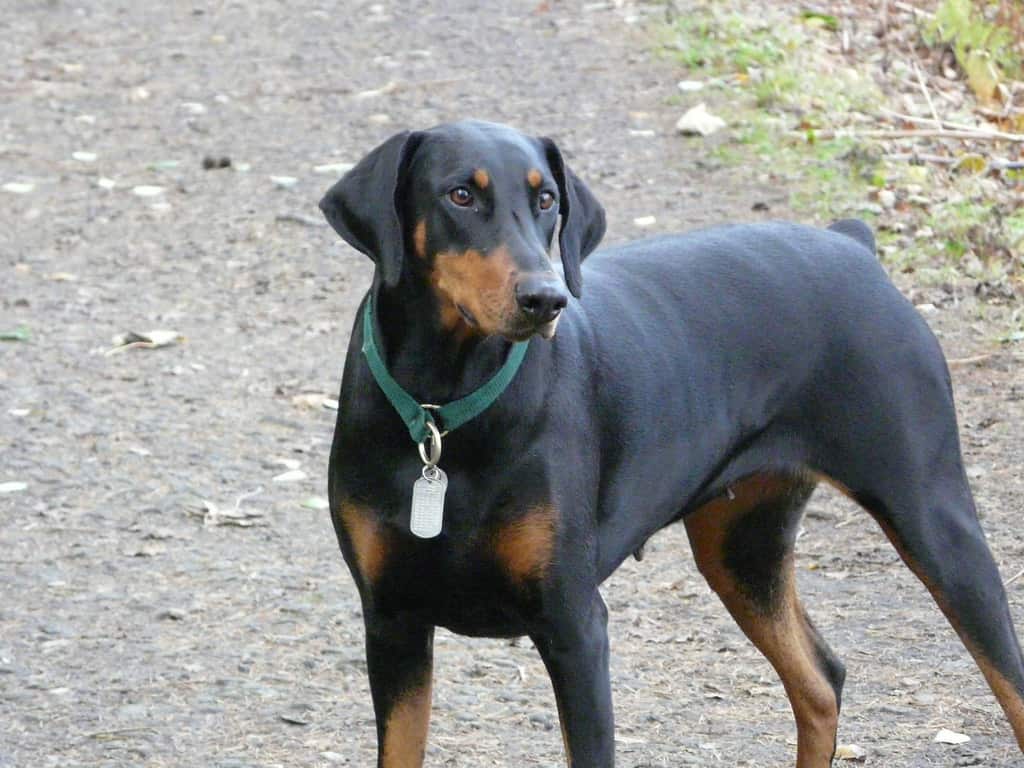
[807,127,1024,142]
[879,106,1018,136]
[912,60,942,128]
[948,353,995,368]
[883,151,1023,170]
[892,1,934,18]
[275,213,323,227]
[1005,565,1024,587]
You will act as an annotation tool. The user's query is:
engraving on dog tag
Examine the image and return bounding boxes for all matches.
[410,465,447,539]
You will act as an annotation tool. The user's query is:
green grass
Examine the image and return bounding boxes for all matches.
[654,1,1020,277]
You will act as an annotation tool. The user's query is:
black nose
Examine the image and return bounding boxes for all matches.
[515,275,568,323]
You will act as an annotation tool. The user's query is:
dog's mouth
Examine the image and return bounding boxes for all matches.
[503,309,562,342]
[456,303,478,327]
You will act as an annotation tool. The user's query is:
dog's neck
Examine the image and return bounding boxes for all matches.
[372,274,515,405]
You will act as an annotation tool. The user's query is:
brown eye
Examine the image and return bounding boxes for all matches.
[449,187,473,207]
[538,191,556,211]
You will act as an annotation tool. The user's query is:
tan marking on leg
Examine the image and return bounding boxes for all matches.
[686,475,839,767]
[527,168,543,189]
[413,219,427,259]
[977,659,1024,749]
[493,505,558,582]
[473,168,490,189]
[871,515,1024,749]
[381,675,433,768]
[431,246,518,336]
[338,502,390,585]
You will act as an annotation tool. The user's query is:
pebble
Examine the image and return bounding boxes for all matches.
[0,482,28,493]
[270,175,298,188]
[877,189,896,209]
[132,185,165,197]
[96,177,117,190]
[633,216,656,228]
[3,182,35,194]
[313,162,354,175]
[72,151,97,163]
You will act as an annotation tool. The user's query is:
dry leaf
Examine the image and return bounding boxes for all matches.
[834,744,867,760]
[675,103,726,137]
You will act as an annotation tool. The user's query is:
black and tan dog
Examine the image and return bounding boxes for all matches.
[319,120,1024,767]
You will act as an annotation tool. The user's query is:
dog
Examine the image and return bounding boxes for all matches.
[319,120,1024,767]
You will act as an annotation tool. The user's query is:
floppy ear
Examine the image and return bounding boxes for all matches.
[542,138,606,298]
[319,130,423,287]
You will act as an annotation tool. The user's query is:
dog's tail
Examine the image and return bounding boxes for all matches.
[828,218,876,256]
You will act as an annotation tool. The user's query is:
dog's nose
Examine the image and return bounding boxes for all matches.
[515,275,568,323]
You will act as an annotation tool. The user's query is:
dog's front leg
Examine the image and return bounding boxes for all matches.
[364,614,434,768]
[532,593,615,768]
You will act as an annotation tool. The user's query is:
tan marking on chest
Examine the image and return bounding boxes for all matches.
[473,168,490,189]
[527,168,543,189]
[493,505,558,582]
[413,219,427,259]
[337,502,390,584]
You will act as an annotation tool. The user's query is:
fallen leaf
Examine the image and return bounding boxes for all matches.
[1,326,30,342]
[675,103,726,137]
[834,744,866,760]
[934,728,970,745]
[106,330,184,354]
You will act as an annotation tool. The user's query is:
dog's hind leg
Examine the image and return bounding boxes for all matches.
[832,462,1024,750]
[685,473,845,768]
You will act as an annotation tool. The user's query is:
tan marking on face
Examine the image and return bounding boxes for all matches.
[382,674,433,767]
[473,168,490,189]
[527,168,543,189]
[431,246,519,336]
[493,505,558,582]
[413,219,427,259]
[685,473,840,766]
[337,502,390,585]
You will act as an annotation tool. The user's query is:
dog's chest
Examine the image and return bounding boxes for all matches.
[337,499,558,636]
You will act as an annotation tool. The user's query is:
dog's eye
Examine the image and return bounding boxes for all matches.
[449,187,474,207]
[538,191,556,211]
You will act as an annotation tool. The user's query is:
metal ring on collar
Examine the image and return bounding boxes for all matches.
[418,420,442,466]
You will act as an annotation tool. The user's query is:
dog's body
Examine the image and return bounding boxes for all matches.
[321,121,1024,767]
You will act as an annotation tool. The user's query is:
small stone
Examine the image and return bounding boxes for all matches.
[2,182,35,194]
[877,189,896,209]
[132,185,165,197]
[834,743,867,760]
[72,151,97,163]
[270,175,298,188]
[272,469,307,483]
[96,177,117,190]
[677,80,705,92]
[180,101,207,115]
[367,113,392,125]
[915,303,938,314]
[935,728,970,745]
[633,216,657,228]
[0,482,28,493]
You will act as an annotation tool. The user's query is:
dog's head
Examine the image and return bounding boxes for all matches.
[319,120,605,341]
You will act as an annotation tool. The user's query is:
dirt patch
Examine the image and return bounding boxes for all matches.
[1,1,1023,766]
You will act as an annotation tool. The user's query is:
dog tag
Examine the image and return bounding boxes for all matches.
[410,465,447,539]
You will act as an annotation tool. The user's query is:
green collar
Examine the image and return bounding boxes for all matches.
[361,295,530,445]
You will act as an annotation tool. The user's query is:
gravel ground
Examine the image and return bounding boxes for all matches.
[2,1,1023,766]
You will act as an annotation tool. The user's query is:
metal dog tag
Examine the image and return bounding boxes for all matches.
[410,465,447,539]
